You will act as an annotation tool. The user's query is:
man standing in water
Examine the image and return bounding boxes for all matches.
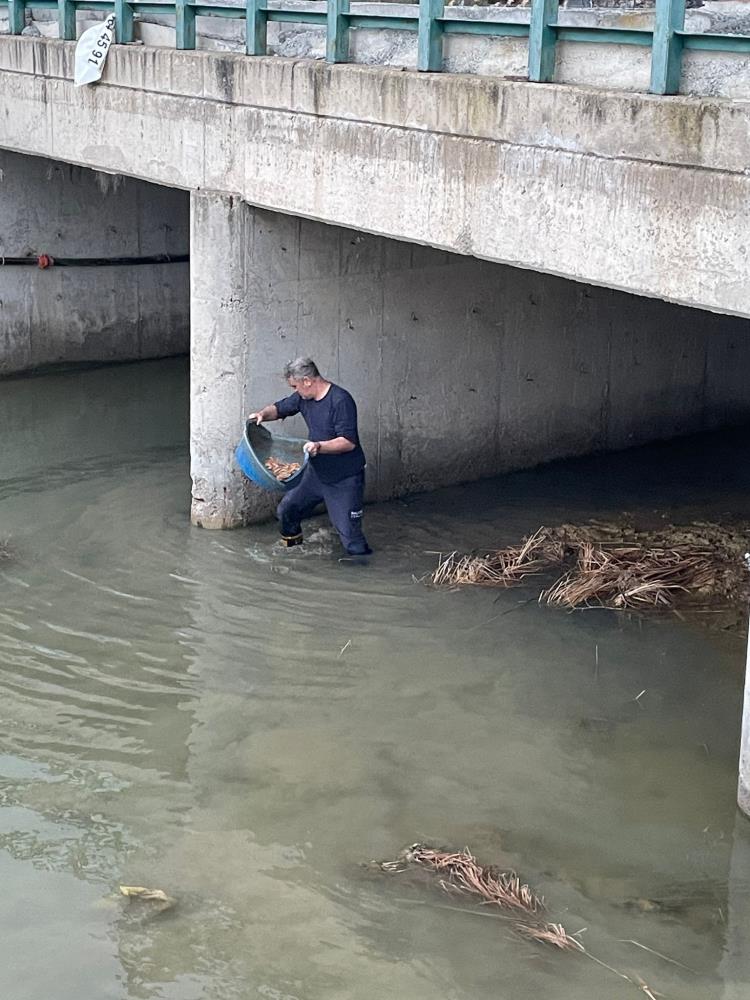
[249,358,373,556]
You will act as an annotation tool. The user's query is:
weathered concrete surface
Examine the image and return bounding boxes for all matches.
[739,634,750,819]
[1,38,750,317]
[0,148,188,376]
[13,2,750,100]
[720,812,750,995]
[190,202,750,523]
[190,192,275,528]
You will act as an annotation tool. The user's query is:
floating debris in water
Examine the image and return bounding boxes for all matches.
[516,920,584,951]
[376,843,580,949]
[119,885,170,901]
[373,844,674,998]
[430,520,750,630]
[264,457,301,481]
[119,885,175,913]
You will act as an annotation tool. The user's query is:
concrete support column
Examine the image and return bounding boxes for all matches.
[738,631,750,817]
[720,812,750,997]
[190,190,272,528]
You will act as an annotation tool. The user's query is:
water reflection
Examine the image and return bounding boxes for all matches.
[0,358,748,999]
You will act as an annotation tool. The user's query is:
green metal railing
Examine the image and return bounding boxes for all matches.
[1,0,749,94]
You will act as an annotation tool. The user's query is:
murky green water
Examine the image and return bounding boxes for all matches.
[2,357,750,1000]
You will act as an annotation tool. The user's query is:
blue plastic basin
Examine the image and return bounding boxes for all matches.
[235,421,307,493]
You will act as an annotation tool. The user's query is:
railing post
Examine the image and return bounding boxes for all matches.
[57,0,76,39]
[418,0,444,72]
[650,0,685,94]
[326,0,350,63]
[7,0,26,34]
[175,0,196,49]
[245,0,267,55]
[114,0,134,43]
[528,0,559,82]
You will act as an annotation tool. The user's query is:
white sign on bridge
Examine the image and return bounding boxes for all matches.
[74,14,116,87]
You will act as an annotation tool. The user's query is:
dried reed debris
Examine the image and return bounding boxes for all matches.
[516,920,585,952]
[401,843,546,916]
[430,520,750,621]
[431,527,562,589]
[375,844,669,997]
[378,844,583,952]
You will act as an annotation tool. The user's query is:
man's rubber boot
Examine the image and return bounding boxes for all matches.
[338,547,372,565]
[280,532,304,548]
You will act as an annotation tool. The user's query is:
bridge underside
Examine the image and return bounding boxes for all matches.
[190,193,750,526]
[1,147,749,523]
[1,37,749,317]
[2,36,750,523]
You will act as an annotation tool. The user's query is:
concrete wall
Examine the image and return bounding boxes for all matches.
[0,149,189,376]
[190,198,750,525]
[2,39,750,319]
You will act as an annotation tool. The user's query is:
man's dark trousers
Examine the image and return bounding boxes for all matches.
[277,464,371,555]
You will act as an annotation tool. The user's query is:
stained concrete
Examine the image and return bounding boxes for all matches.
[13,2,750,100]
[0,40,747,524]
[740,642,750,817]
[190,192,273,528]
[1,38,750,319]
[190,199,750,524]
[0,149,189,376]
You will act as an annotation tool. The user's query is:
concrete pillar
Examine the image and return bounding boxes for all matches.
[738,632,750,817]
[721,812,750,997]
[189,190,273,528]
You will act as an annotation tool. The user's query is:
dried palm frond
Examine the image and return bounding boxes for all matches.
[516,921,585,952]
[379,844,583,953]
[402,844,545,916]
[379,845,564,945]
[375,843,669,999]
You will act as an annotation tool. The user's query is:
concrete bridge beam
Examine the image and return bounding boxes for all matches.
[3,40,750,319]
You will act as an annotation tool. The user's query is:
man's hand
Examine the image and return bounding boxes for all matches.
[248,404,279,425]
[303,437,355,457]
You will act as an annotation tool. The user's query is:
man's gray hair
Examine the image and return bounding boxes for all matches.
[283,357,320,380]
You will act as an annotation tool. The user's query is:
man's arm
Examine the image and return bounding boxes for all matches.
[248,403,279,424]
[304,437,355,457]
